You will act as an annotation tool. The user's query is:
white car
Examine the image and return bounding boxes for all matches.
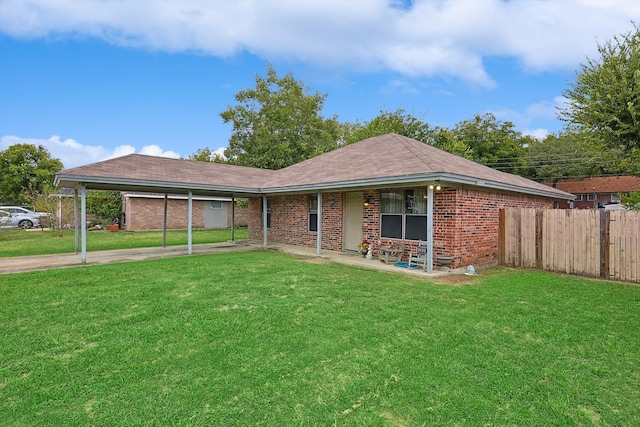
[0,207,43,229]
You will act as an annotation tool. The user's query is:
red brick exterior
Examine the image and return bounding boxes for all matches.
[248,187,553,268]
[123,197,248,231]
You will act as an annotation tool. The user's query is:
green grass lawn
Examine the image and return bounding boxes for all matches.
[2,251,639,425]
[0,227,248,258]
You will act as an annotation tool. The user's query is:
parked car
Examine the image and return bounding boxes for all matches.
[0,209,42,229]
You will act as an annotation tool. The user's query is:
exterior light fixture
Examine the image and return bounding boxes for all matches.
[429,182,442,191]
[363,196,373,207]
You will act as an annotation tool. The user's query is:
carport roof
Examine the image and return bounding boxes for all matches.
[55,133,574,200]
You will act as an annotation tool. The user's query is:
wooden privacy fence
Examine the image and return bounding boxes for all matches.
[499,208,640,283]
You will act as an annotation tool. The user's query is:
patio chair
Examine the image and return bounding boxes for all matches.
[408,240,428,270]
[379,243,405,263]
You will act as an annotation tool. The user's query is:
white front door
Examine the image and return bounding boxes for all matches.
[343,192,363,251]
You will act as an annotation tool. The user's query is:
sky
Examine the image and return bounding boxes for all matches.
[0,0,639,169]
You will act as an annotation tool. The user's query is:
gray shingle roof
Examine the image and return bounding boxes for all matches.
[55,133,573,199]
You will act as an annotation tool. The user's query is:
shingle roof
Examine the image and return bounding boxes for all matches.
[55,133,573,199]
[551,176,640,194]
[56,154,276,194]
[262,133,570,198]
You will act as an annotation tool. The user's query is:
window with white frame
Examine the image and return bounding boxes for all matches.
[380,188,428,241]
[575,194,583,201]
[587,194,596,201]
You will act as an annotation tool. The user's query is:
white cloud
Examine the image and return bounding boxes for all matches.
[522,128,550,140]
[0,135,182,169]
[0,0,637,87]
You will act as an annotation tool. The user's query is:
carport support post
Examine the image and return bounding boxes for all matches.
[426,185,434,273]
[187,191,193,255]
[81,184,87,264]
[231,197,235,241]
[74,189,79,254]
[162,194,168,247]
[262,196,268,247]
[316,192,322,255]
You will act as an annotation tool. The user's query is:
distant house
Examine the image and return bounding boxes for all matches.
[55,134,574,270]
[122,193,248,231]
[548,176,640,209]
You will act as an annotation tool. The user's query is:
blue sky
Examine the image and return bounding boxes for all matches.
[1,0,638,169]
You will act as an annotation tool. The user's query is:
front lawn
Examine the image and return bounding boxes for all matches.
[0,227,248,258]
[1,252,638,425]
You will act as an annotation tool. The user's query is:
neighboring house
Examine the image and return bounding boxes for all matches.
[55,133,573,270]
[122,192,248,231]
[548,176,640,209]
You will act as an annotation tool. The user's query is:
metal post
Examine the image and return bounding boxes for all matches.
[426,186,434,272]
[187,191,193,255]
[80,185,87,264]
[74,189,79,254]
[263,196,268,247]
[163,194,168,247]
[316,192,322,255]
[231,196,235,241]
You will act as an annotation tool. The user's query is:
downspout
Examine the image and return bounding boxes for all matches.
[316,192,322,255]
[426,185,434,273]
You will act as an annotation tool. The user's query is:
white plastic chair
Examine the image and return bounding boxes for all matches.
[408,240,428,270]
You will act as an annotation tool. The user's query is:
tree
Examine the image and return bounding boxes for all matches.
[86,190,122,226]
[220,64,339,169]
[621,188,640,210]
[187,147,226,163]
[0,144,63,205]
[341,109,433,145]
[443,114,528,174]
[560,25,640,154]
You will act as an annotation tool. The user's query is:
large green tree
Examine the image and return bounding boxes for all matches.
[434,114,529,174]
[340,109,433,145]
[220,64,339,169]
[560,25,640,154]
[0,144,63,204]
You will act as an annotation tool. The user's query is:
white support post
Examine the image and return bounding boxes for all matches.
[231,197,235,241]
[80,185,87,264]
[74,189,79,254]
[426,185,434,272]
[316,192,322,255]
[262,196,268,246]
[163,193,168,247]
[187,191,193,255]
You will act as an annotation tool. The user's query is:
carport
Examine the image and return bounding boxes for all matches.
[54,154,276,264]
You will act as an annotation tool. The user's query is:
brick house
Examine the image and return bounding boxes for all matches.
[122,192,248,231]
[55,133,573,269]
[547,176,640,209]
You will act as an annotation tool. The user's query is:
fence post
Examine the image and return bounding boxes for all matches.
[600,210,610,279]
[536,209,543,270]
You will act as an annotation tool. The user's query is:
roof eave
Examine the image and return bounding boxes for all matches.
[262,173,575,200]
[54,174,263,196]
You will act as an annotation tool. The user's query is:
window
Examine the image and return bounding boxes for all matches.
[210,201,223,209]
[261,199,272,228]
[309,194,318,232]
[575,194,583,201]
[611,193,621,203]
[381,188,428,241]
[587,194,596,201]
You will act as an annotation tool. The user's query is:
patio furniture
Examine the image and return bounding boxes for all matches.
[379,243,404,263]
[408,240,428,270]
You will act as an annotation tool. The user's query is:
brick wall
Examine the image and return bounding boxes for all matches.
[247,187,553,268]
[248,193,344,251]
[124,198,248,231]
